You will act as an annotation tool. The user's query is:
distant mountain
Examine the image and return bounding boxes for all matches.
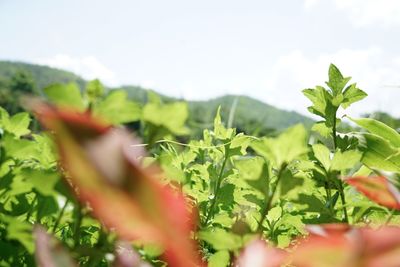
[188,95,314,136]
[0,60,314,135]
[0,61,85,90]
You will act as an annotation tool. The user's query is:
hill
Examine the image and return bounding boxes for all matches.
[0,60,314,134]
[0,61,85,89]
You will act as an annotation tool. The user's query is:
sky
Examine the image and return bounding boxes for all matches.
[1,0,400,117]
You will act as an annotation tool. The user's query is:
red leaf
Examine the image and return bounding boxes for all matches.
[306,223,352,237]
[291,224,400,267]
[33,103,203,267]
[346,176,400,210]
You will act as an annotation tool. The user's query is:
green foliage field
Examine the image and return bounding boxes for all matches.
[1,64,400,267]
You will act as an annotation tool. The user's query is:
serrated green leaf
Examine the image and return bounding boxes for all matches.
[252,124,308,168]
[198,228,242,250]
[312,144,331,171]
[235,157,270,196]
[4,217,34,253]
[330,150,362,171]
[267,206,282,222]
[302,86,330,118]
[143,101,189,135]
[43,83,85,111]
[6,113,31,137]
[24,169,59,197]
[213,106,235,140]
[341,84,367,109]
[326,64,351,96]
[3,134,37,161]
[93,90,141,125]
[312,122,332,138]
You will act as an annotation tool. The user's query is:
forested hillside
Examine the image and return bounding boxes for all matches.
[0,60,314,135]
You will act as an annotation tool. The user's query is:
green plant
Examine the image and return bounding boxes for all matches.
[1,64,400,267]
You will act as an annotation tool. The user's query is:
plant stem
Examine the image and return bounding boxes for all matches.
[324,182,333,214]
[73,203,83,248]
[52,199,69,233]
[257,164,287,232]
[384,209,395,225]
[204,146,230,225]
[338,182,349,223]
[332,111,338,150]
[26,195,37,222]
[331,110,349,223]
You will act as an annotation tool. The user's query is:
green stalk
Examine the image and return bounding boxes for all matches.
[25,195,37,222]
[257,163,287,232]
[52,199,69,233]
[332,111,338,150]
[331,110,349,223]
[204,146,230,225]
[73,203,83,248]
[338,182,349,223]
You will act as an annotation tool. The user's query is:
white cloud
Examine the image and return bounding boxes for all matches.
[262,47,400,117]
[36,54,119,86]
[304,0,400,27]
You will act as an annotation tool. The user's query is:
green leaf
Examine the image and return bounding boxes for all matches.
[341,84,367,109]
[3,134,37,161]
[267,206,282,222]
[4,216,34,253]
[330,150,362,171]
[85,79,105,102]
[350,117,400,148]
[142,101,189,135]
[235,157,270,196]
[198,228,242,250]
[311,122,332,138]
[251,124,308,168]
[277,234,291,248]
[360,133,400,172]
[312,144,331,171]
[93,90,141,125]
[213,106,235,140]
[326,64,351,96]
[302,86,330,118]
[5,113,31,137]
[43,83,85,111]
[208,250,230,267]
[24,169,59,197]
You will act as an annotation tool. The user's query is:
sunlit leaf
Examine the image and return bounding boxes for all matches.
[208,250,230,267]
[251,124,308,168]
[198,228,242,251]
[330,150,361,171]
[92,90,141,125]
[43,83,85,111]
[360,133,400,172]
[350,117,400,148]
[326,64,351,96]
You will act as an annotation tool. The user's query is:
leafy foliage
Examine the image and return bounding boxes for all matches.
[1,63,400,267]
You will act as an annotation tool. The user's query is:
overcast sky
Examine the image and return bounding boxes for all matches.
[1,0,400,116]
